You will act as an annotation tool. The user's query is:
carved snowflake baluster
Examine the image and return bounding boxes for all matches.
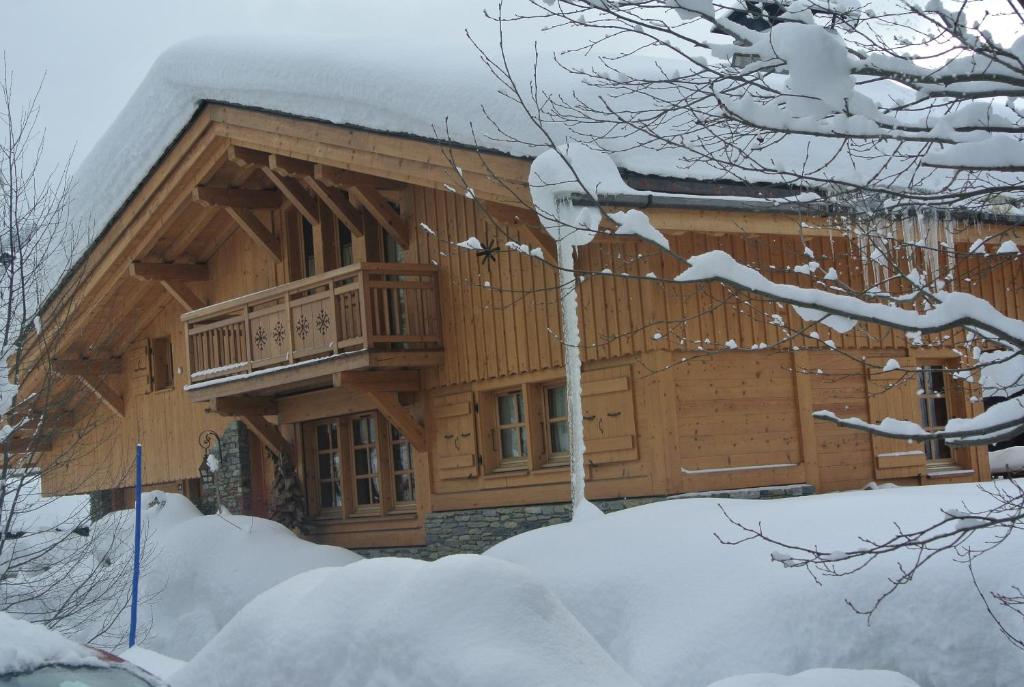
[272,321,286,347]
[315,309,330,336]
[296,315,310,340]
[254,325,268,352]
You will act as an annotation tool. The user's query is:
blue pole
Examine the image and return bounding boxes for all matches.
[128,443,142,647]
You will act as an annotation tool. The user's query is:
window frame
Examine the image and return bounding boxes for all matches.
[494,388,530,470]
[303,411,416,519]
[542,383,571,466]
[916,361,961,466]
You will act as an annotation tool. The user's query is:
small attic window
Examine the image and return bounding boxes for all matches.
[149,337,174,392]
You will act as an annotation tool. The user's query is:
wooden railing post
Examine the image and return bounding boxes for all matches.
[359,267,372,349]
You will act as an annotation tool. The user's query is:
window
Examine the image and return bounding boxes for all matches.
[917,365,952,463]
[544,385,570,464]
[148,337,174,392]
[338,223,354,267]
[301,218,317,277]
[351,414,381,508]
[305,412,415,518]
[314,420,343,510]
[391,426,415,505]
[496,390,528,467]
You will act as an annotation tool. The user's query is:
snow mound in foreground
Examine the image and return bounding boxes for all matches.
[96,491,361,659]
[488,482,1024,687]
[707,668,920,687]
[0,612,103,674]
[172,555,639,687]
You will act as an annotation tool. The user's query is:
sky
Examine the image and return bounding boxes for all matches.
[1,0,503,175]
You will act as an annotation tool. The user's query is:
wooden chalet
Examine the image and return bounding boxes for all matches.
[7,99,1015,554]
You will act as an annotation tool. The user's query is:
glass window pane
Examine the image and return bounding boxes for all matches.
[368,447,379,473]
[393,443,413,472]
[356,479,370,505]
[316,423,330,449]
[319,482,334,508]
[355,448,369,475]
[302,218,316,277]
[318,453,332,478]
[352,417,367,445]
[395,474,415,502]
[370,476,381,503]
[368,418,377,444]
[547,386,567,418]
[500,427,527,458]
[932,367,946,394]
[339,225,353,266]
[550,420,570,454]
[934,396,949,427]
[499,393,521,424]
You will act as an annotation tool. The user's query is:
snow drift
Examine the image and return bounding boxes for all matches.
[172,555,639,687]
[488,482,1024,687]
[91,491,361,659]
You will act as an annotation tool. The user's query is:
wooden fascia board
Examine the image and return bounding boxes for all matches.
[129,261,210,282]
[366,391,426,452]
[20,114,228,365]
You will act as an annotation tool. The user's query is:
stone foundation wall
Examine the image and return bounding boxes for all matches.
[89,489,114,522]
[200,421,252,515]
[354,483,815,560]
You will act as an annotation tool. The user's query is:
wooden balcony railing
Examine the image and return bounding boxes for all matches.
[183,263,442,384]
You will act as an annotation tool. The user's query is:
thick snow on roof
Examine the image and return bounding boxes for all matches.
[66,26,942,273]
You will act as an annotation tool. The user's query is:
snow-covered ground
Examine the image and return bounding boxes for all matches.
[5,482,1022,686]
[990,446,1024,475]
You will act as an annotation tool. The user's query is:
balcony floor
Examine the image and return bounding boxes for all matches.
[184,348,443,402]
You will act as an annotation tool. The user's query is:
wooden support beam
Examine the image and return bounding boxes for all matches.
[263,167,319,225]
[129,261,210,282]
[208,395,279,417]
[228,146,270,167]
[333,370,421,393]
[313,164,405,190]
[269,153,316,178]
[239,414,292,457]
[161,281,205,311]
[4,435,53,454]
[306,177,365,237]
[192,186,282,210]
[482,201,556,257]
[366,391,426,452]
[52,357,123,376]
[349,185,410,249]
[224,207,283,262]
[79,375,125,418]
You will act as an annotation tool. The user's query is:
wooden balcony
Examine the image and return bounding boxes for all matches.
[182,263,442,400]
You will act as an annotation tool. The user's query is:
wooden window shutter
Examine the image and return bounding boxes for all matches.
[128,339,153,395]
[865,356,926,478]
[581,365,639,466]
[149,337,173,391]
[429,393,479,484]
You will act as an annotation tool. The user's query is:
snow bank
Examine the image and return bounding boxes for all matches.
[0,612,103,674]
[120,646,186,681]
[94,491,361,659]
[989,446,1024,475]
[172,555,639,687]
[707,668,920,687]
[487,483,1024,687]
